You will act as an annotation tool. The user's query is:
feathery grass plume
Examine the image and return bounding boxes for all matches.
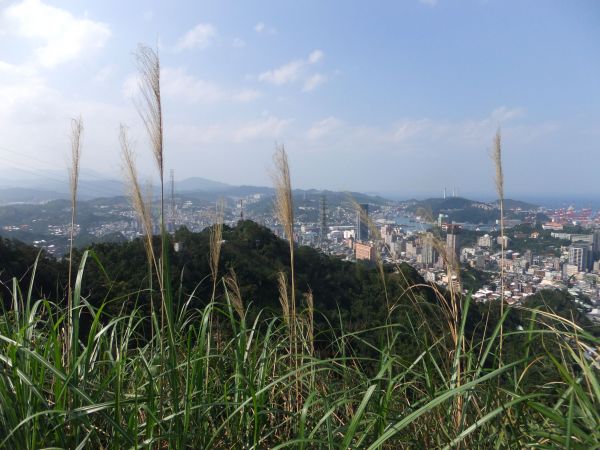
[304,290,314,357]
[134,44,175,373]
[278,271,290,328]
[225,268,244,321]
[135,45,164,194]
[66,116,83,367]
[120,125,159,279]
[277,270,293,413]
[271,144,299,405]
[272,144,295,301]
[208,199,225,350]
[427,233,463,343]
[423,230,466,428]
[492,128,506,358]
[135,44,167,303]
[209,199,225,299]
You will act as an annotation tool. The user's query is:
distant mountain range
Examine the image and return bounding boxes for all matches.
[0,170,541,216]
[0,171,391,206]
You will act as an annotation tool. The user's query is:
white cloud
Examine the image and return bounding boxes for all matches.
[0,59,53,117]
[168,115,291,145]
[259,59,304,85]
[4,0,111,68]
[253,21,276,35]
[308,50,324,64]
[303,108,531,151]
[92,64,117,84]
[233,89,261,102]
[303,73,327,92]
[259,49,326,91]
[490,106,526,122]
[389,119,432,142]
[232,37,246,48]
[123,67,260,104]
[232,116,291,142]
[307,117,342,140]
[379,107,527,145]
[121,74,139,98]
[175,23,217,51]
[0,58,138,178]
[162,67,224,102]
[0,60,35,77]
[142,10,154,21]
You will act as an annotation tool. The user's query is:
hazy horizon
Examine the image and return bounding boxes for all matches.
[1,167,599,208]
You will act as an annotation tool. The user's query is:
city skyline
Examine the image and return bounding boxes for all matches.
[0,0,599,198]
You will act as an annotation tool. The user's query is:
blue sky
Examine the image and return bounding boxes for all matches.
[0,0,598,199]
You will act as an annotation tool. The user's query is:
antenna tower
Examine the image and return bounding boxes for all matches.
[320,194,327,247]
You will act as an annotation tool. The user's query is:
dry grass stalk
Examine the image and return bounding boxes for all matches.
[135,43,168,315]
[428,234,462,341]
[66,116,83,366]
[277,269,294,414]
[225,268,244,321]
[134,44,168,354]
[349,197,393,323]
[304,290,314,356]
[272,144,299,407]
[424,231,465,427]
[208,200,225,349]
[120,125,159,282]
[209,200,225,297]
[492,128,506,358]
[135,45,164,186]
[278,271,290,327]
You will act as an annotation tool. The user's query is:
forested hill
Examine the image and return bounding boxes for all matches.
[0,237,66,301]
[1,221,595,339]
[75,220,433,328]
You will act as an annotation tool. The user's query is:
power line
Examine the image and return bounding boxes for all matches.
[0,145,116,182]
[0,155,125,198]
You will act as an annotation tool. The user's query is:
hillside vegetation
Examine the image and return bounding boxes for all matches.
[0,220,598,448]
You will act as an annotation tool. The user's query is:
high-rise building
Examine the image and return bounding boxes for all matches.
[524,249,533,266]
[446,224,461,266]
[593,231,600,259]
[319,195,328,246]
[569,242,593,272]
[356,203,369,242]
[477,234,492,248]
[421,234,438,267]
[355,241,376,262]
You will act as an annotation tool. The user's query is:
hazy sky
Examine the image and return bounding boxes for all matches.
[0,0,598,199]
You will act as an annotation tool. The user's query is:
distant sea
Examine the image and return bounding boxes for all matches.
[522,196,600,211]
[394,215,427,232]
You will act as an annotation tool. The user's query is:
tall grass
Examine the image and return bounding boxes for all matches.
[66,116,83,370]
[1,255,598,448]
[0,48,598,449]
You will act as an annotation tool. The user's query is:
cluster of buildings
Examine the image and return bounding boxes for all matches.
[287,201,600,322]
[2,189,600,322]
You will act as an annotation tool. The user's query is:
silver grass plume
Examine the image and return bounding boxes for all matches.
[66,116,83,366]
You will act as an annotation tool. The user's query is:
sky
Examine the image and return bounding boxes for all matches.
[0,0,599,200]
